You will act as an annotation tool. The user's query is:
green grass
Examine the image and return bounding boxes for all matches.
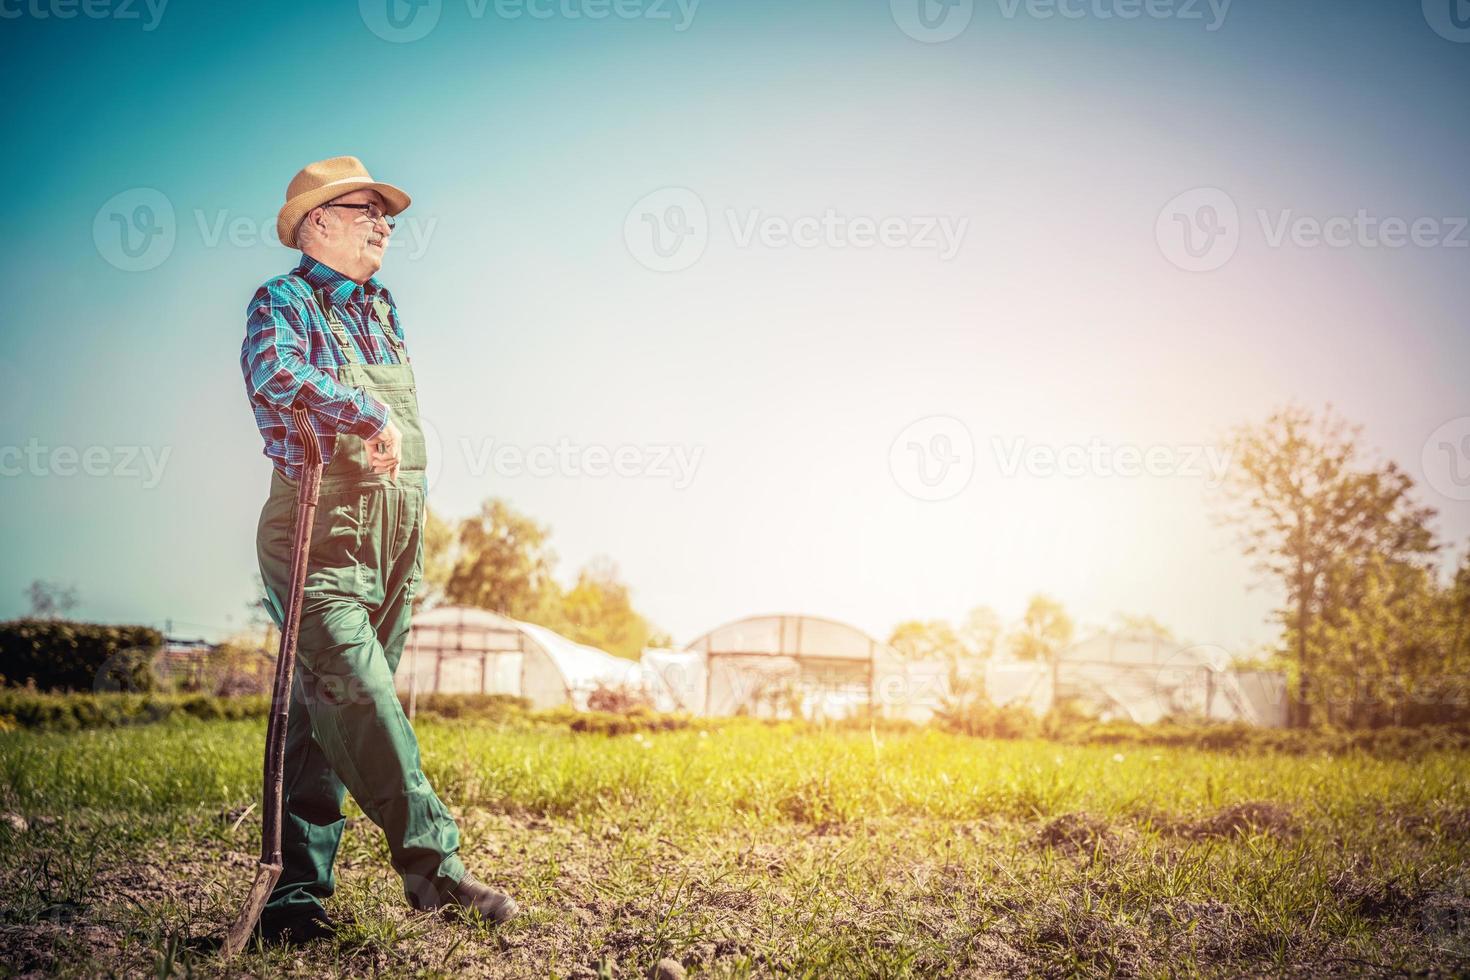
[2,717,1467,977]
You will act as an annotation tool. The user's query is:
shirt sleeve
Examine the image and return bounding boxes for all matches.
[242,288,391,440]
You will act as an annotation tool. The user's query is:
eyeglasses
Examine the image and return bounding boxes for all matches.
[325,202,395,230]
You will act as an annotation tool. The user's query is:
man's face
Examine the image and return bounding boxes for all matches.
[304,188,393,282]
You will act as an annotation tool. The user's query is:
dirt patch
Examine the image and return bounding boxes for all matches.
[1030,899,1145,978]
[1035,812,1121,857]
[1174,801,1298,840]
[1330,868,1417,919]
[1150,897,1270,962]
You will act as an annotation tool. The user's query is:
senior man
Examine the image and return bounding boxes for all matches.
[240,156,516,946]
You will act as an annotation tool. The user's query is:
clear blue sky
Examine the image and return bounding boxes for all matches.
[2,0,1467,651]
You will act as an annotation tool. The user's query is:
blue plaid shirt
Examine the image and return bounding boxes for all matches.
[241,257,408,481]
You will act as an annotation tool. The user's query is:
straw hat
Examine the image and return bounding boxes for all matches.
[276,156,411,248]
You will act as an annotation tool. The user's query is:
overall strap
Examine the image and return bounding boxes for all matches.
[311,287,364,365]
[371,295,407,364]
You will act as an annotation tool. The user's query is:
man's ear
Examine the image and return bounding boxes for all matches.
[305,205,330,240]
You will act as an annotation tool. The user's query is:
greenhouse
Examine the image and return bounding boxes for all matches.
[1051,631,1287,726]
[643,613,946,721]
[396,605,648,711]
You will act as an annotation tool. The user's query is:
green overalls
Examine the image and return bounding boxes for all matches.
[255,285,465,920]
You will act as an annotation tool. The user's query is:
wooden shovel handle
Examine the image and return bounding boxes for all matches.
[259,405,324,867]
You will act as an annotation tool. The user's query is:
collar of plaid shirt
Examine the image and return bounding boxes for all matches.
[293,255,386,310]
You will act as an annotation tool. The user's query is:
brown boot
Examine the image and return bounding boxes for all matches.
[431,872,519,925]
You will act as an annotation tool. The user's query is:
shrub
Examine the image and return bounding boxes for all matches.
[0,619,161,692]
[585,683,654,714]
[0,690,270,732]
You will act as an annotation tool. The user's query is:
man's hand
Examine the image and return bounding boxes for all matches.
[369,419,402,481]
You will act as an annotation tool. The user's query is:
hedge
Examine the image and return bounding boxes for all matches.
[1,618,161,692]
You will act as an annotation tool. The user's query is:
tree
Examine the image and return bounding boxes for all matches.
[531,558,662,661]
[959,606,1003,659]
[887,619,966,662]
[428,500,670,659]
[25,580,77,619]
[416,506,456,611]
[1111,613,1175,639]
[1218,404,1438,726]
[442,499,557,618]
[1009,594,1074,663]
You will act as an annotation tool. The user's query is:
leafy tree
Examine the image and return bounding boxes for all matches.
[887,619,966,662]
[442,499,557,618]
[531,558,661,661]
[1009,594,1074,662]
[1111,613,1175,639]
[1306,548,1470,726]
[959,606,1003,659]
[427,501,669,659]
[416,506,456,611]
[1218,404,1438,726]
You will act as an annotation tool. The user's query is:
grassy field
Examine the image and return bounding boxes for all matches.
[1,714,1468,978]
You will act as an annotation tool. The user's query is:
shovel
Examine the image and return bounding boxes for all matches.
[222,404,323,956]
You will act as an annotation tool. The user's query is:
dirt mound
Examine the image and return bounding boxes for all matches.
[1329,869,1417,919]
[1036,812,1119,855]
[1176,801,1297,840]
